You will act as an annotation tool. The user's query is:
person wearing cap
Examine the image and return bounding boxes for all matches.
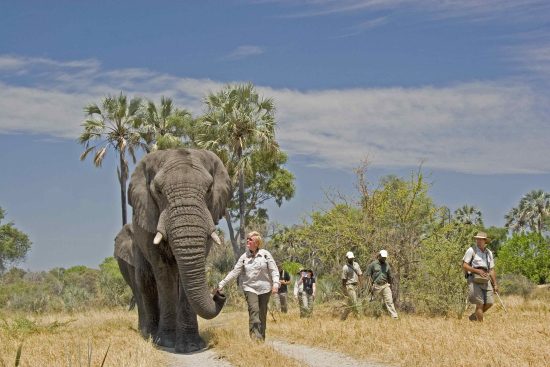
[294,268,316,317]
[462,231,498,322]
[217,231,280,341]
[366,250,398,319]
[341,251,363,320]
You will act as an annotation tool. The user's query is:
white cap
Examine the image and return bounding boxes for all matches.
[379,249,388,258]
[345,251,355,259]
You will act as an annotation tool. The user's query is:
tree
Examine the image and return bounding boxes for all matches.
[0,207,32,274]
[505,190,550,234]
[79,93,146,225]
[497,233,550,284]
[138,96,194,151]
[453,205,483,226]
[229,149,295,228]
[196,83,282,256]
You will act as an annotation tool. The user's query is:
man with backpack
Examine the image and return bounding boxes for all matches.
[366,250,398,319]
[462,231,499,322]
[341,251,363,320]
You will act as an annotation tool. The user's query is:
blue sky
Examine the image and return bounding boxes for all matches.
[1,0,550,270]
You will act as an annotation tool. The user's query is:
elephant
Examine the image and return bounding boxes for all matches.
[114,223,137,310]
[127,148,231,353]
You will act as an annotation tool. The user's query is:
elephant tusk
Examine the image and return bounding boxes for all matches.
[153,232,163,245]
[211,232,222,245]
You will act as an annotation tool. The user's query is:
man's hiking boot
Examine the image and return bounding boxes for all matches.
[468,313,477,321]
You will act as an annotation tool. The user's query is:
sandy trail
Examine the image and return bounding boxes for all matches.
[269,340,391,367]
[165,347,233,367]
[163,312,391,367]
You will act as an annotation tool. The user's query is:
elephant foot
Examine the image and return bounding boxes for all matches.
[175,333,206,354]
[154,332,176,348]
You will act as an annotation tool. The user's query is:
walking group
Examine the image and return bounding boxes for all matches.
[216,230,499,342]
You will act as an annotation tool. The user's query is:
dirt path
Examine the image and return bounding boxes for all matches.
[269,340,391,367]
[163,312,391,367]
[165,347,233,367]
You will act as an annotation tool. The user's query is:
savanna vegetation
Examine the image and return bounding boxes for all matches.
[2,83,550,366]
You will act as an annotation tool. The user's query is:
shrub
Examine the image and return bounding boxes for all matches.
[497,233,550,284]
[499,273,535,299]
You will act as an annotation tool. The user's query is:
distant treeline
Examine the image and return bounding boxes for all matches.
[0,258,131,313]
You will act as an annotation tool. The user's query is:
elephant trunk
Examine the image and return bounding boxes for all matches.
[168,200,225,319]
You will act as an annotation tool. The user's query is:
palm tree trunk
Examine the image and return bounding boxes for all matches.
[118,152,128,225]
[238,168,245,252]
[225,210,240,258]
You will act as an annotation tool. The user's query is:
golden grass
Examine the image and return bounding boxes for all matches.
[200,312,302,367]
[1,290,549,367]
[264,294,550,367]
[0,309,166,367]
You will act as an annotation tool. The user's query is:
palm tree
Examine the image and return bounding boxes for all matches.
[453,205,483,226]
[519,190,550,233]
[79,93,145,226]
[196,83,278,256]
[505,190,550,234]
[504,207,529,234]
[139,96,194,151]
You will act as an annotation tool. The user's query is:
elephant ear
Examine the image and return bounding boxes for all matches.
[128,153,161,233]
[114,223,134,265]
[195,149,232,225]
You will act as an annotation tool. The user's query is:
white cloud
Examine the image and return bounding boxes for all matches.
[0,55,549,174]
[273,0,550,22]
[225,45,265,60]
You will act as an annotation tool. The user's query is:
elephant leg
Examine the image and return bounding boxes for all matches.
[134,245,159,338]
[150,259,178,348]
[175,281,206,353]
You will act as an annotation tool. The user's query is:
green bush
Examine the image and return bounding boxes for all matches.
[497,233,550,284]
[499,273,535,298]
[403,223,470,317]
[97,257,132,307]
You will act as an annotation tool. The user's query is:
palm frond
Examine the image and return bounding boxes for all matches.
[93,146,107,167]
[79,146,96,161]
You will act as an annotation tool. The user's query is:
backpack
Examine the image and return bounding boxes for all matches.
[463,246,474,279]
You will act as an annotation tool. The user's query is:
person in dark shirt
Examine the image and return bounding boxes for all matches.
[274,264,291,313]
[366,250,398,319]
[296,269,316,317]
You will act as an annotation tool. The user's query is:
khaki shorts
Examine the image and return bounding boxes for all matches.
[468,280,494,305]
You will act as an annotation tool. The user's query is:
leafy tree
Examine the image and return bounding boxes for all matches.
[271,164,437,304]
[98,257,132,307]
[404,222,471,316]
[79,93,146,225]
[453,205,483,226]
[0,207,32,274]
[196,83,285,256]
[138,96,195,151]
[505,190,550,234]
[228,149,295,229]
[483,226,508,256]
[496,233,550,284]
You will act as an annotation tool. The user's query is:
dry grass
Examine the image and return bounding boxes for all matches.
[0,308,166,367]
[200,311,302,367]
[264,292,550,367]
[1,290,549,367]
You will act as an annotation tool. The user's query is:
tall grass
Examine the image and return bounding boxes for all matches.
[0,309,165,366]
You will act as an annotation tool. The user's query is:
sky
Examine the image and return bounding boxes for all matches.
[1,0,550,271]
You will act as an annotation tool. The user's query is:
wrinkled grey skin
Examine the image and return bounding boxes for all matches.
[128,148,231,353]
[114,223,138,311]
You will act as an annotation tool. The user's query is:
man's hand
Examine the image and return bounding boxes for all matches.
[475,268,488,277]
[272,285,278,294]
